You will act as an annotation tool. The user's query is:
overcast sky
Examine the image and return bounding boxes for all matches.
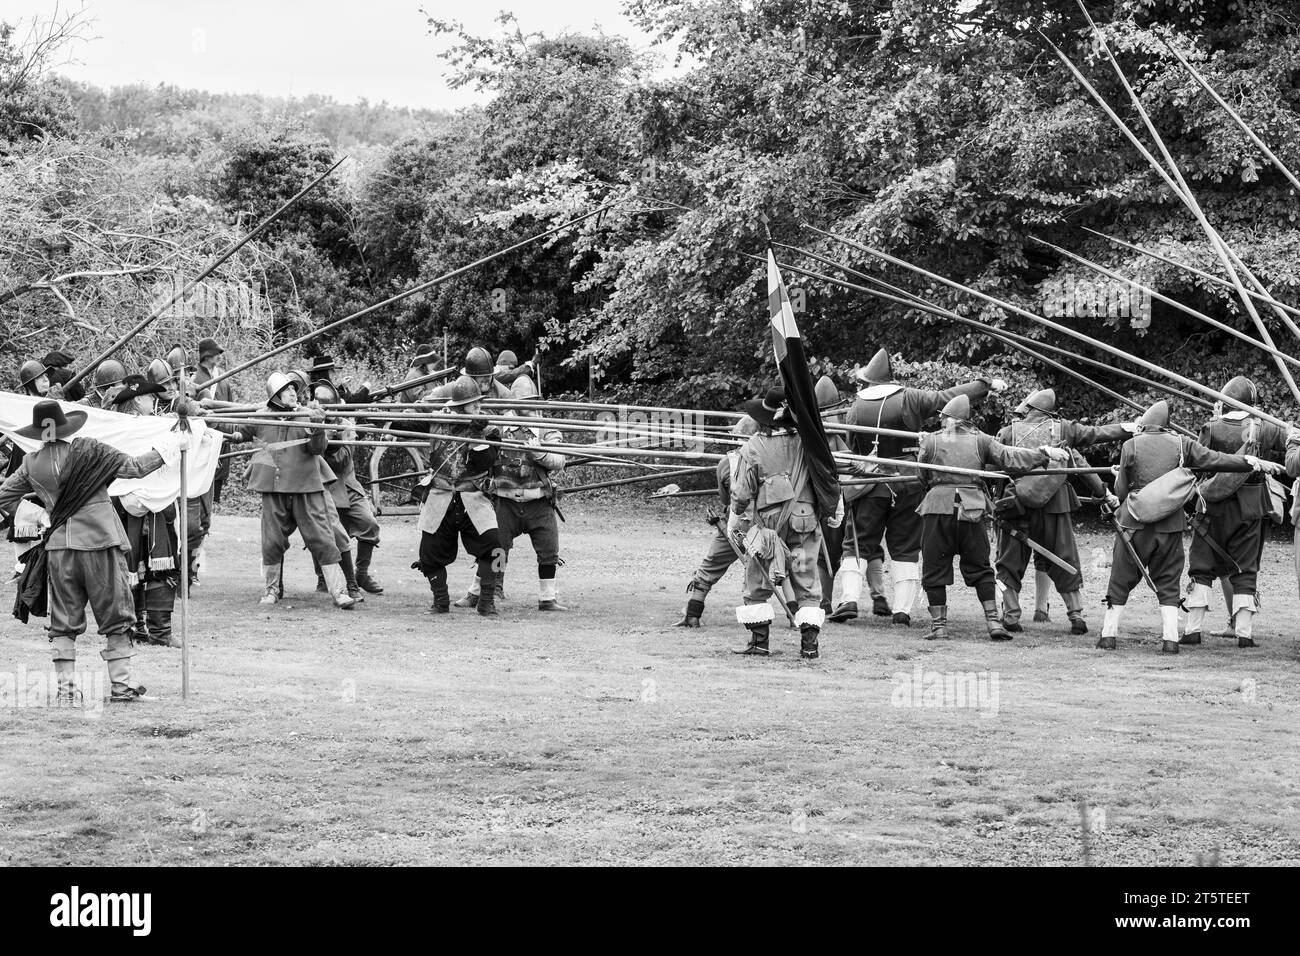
[5,0,672,111]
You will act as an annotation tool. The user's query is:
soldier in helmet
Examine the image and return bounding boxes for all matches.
[994,388,1134,635]
[1183,377,1293,649]
[17,359,52,397]
[729,386,844,660]
[828,348,1006,626]
[673,415,759,627]
[312,379,384,598]
[495,350,519,374]
[462,345,511,400]
[242,371,355,609]
[454,373,567,611]
[1103,400,1280,654]
[399,343,442,404]
[917,395,1069,641]
[414,375,502,616]
[88,360,129,409]
[42,350,86,403]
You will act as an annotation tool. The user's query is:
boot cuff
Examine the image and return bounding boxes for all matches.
[736,603,774,625]
[794,606,826,628]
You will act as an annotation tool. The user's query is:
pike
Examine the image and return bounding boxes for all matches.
[1081,227,1300,323]
[1103,503,1185,611]
[768,251,1203,435]
[201,199,623,391]
[1162,38,1300,198]
[1047,12,1300,399]
[68,157,347,391]
[1030,236,1300,371]
[804,225,1291,429]
[705,510,799,630]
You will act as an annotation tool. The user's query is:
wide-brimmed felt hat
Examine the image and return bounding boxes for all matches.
[739,385,789,428]
[198,337,224,358]
[111,374,165,406]
[307,354,336,374]
[14,400,87,440]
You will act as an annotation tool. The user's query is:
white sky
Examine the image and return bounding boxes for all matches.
[4,0,672,111]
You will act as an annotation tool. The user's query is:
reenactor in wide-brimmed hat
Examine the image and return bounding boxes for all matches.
[1102,399,1282,654]
[828,347,1006,628]
[729,386,843,660]
[916,395,1069,642]
[0,400,179,702]
[41,350,86,403]
[994,387,1133,635]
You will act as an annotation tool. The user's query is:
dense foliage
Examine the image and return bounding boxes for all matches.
[5,1,1300,425]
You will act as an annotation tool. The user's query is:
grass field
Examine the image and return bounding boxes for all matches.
[2,500,1299,866]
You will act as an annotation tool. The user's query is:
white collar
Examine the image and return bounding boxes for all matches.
[855,383,903,401]
[1220,410,1249,422]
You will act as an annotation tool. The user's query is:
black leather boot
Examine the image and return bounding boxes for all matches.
[925,605,948,641]
[340,550,363,603]
[674,598,705,628]
[426,565,449,614]
[828,601,858,622]
[355,540,384,594]
[733,624,770,656]
[313,556,326,593]
[800,625,820,659]
[477,587,499,616]
[984,600,1012,641]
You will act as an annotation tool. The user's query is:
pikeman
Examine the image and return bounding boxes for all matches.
[0,400,178,702]
[192,338,235,504]
[917,394,1069,641]
[312,379,384,597]
[729,386,843,660]
[17,359,53,398]
[414,375,502,616]
[1183,377,1292,649]
[829,348,1005,626]
[244,371,355,609]
[400,343,441,403]
[110,374,183,648]
[993,388,1134,635]
[464,345,512,400]
[674,415,759,627]
[1102,400,1280,654]
[459,372,567,610]
[88,360,129,410]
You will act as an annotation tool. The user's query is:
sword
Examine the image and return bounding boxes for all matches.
[992,517,1078,577]
[706,510,798,628]
[1188,513,1241,575]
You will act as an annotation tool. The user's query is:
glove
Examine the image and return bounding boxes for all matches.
[989,378,1007,393]
[1122,421,1140,434]
[1244,455,1280,473]
[1041,445,1070,463]
[826,514,843,529]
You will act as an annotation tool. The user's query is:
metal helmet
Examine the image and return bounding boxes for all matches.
[732,415,759,437]
[463,346,493,377]
[92,359,128,390]
[814,374,840,409]
[1015,388,1057,416]
[1139,399,1170,430]
[146,358,176,387]
[496,349,519,370]
[266,371,296,403]
[444,374,482,408]
[312,380,340,405]
[940,394,971,422]
[287,369,311,394]
[509,373,539,400]
[18,359,48,389]
[857,348,893,385]
[1221,376,1257,407]
[166,345,189,373]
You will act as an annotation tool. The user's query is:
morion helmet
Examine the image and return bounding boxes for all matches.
[1015,388,1056,416]
[1139,399,1169,430]
[92,359,128,391]
[463,346,493,378]
[814,374,840,409]
[939,394,971,422]
[1221,375,1257,407]
[266,371,296,403]
[18,359,47,390]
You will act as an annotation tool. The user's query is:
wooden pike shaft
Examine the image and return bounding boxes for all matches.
[1047,18,1300,400]
[1030,237,1300,370]
[202,199,622,391]
[805,226,1290,428]
[773,246,1211,412]
[1082,227,1300,322]
[770,252,1198,438]
[68,157,347,390]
